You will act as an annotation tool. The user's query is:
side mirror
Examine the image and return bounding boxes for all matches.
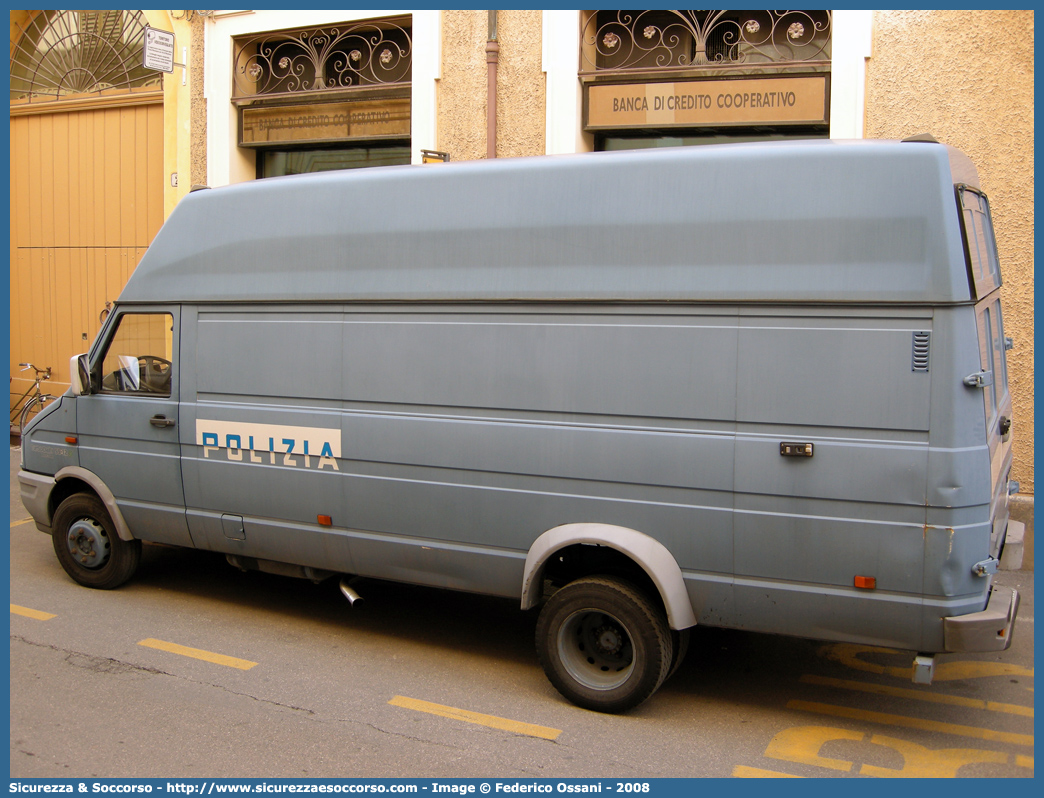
[70,353,92,396]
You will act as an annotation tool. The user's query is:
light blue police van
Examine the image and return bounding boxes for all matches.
[19,137,1021,712]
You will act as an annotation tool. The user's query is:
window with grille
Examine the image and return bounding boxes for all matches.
[10,10,162,103]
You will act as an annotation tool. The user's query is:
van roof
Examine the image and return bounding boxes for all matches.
[119,138,976,305]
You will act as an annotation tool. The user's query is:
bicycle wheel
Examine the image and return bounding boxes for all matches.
[11,398,26,427]
[19,395,50,433]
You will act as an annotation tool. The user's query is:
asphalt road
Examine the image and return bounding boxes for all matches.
[8,444,1035,779]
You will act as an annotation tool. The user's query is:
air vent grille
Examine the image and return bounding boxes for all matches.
[912,331,931,372]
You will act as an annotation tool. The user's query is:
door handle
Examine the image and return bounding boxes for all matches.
[150,415,176,428]
[963,370,993,388]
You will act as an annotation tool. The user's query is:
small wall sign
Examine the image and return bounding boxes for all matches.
[143,27,176,73]
[586,75,829,130]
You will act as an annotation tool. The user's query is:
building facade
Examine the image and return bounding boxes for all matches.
[9,9,1033,500]
[9,9,201,413]
[202,9,870,181]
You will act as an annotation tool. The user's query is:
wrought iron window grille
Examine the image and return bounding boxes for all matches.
[580,10,831,78]
[232,18,412,102]
[10,10,163,103]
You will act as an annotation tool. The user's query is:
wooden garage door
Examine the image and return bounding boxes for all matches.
[9,99,164,402]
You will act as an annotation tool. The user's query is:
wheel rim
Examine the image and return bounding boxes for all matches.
[66,517,111,569]
[557,609,635,690]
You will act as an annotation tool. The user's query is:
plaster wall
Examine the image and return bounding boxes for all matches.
[438,10,488,161]
[865,10,1034,494]
[189,12,207,188]
[438,10,545,160]
[494,10,545,158]
[142,10,192,219]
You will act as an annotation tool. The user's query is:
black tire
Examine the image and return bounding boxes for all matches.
[668,627,691,680]
[535,576,673,713]
[51,493,141,589]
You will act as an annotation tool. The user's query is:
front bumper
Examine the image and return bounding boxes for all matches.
[943,584,1020,652]
[18,469,55,534]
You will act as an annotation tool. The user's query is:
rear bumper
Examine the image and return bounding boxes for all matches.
[943,585,1020,652]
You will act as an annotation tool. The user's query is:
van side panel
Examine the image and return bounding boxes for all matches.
[178,301,992,651]
[179,307,353,571]
[729,308,932,648]
[181,305,740,605]
[333,305,737,582]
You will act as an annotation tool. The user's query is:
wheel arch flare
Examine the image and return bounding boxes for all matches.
[521,522,698,630]
[53,466,135,542]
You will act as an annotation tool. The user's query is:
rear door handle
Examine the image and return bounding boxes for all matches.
[150,415,176,428]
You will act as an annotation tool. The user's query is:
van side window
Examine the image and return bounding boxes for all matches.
[958,185,1001,298]
[988,300,1009,412]
[978,308,998,423]
[100,313,174,396]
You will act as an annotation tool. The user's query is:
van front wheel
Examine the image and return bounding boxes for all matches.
[51,494,141,589]
[535,576,672,713]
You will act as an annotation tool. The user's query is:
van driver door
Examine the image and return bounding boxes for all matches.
[76,307,192,547]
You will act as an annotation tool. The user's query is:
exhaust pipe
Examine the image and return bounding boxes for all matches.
[339,578,363,607]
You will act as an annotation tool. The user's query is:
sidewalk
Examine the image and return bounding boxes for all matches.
[1009,496,1035,571]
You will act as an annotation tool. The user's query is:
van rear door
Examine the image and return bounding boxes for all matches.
[959,185,1014,558]
[974,296,1014,558]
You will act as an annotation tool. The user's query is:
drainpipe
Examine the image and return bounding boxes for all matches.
[486,10,499,159]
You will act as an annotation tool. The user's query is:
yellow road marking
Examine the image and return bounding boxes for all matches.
[138,638,257,670]
[861,733,1007,778]
[820,643,1034,681]
[788,700,1033,747]
[766,725,862,772]
[933,661,1036,681]
[732,766,802,778]
[10,518,35,528]
[389,695,562,741]
[1015,755,1034,770]
[800,674,1034,718]
[10,604,55,621]
[763,725,1013,778]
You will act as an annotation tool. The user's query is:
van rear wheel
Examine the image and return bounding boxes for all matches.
[535,576,672,713]
[51,493,140,589]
